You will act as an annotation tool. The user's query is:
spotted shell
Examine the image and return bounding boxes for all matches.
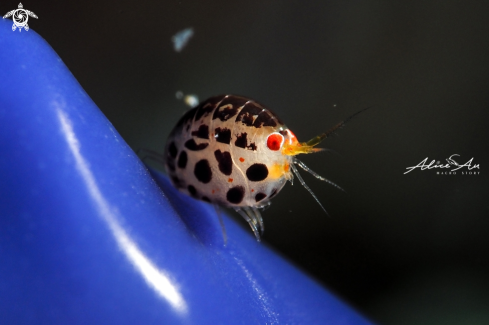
[164,95,296,209]
[163,95,366,241]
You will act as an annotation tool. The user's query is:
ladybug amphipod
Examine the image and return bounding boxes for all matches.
[164,95,365,241]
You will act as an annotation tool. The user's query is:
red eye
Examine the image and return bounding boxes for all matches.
[266,133,284,151]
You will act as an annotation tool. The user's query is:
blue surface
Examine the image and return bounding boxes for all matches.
[0,19,373,324]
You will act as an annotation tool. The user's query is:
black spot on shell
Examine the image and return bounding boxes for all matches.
[171,175,184,189]
[202,196,211,203]
[191,124,209,139]
[168,142,178,158]
[235,132,248,149]
[166,159,176,172]
[269,188,278,198]
[212,96,246,121]
[239,113,254,126]
[185,139,209,151]
[195,95,226,120]
[234,133,257,151]
[220,96,249,110]
[253,111,277,128]
[194,105,212,121]
[235,102,263,126]
[176,107,197,128]
[255,193,267,202]
[213,105,238,122]
[279,130,288,136]
[214,150,232,176]
[246,163,269,182]
[177,151,187,168]
[188,185,197,197]
[215,127,231,144]
[194,159,212,183]
[226,186,245,204]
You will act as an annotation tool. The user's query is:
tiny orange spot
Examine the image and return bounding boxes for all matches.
[284,163,290,172]
[212,190,215,194]
[251,189,254,192]
[228,178,233,183]
[239,157,245,162]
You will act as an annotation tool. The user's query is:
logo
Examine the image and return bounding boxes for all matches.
[3,3,38,32]
[404,154,480,175]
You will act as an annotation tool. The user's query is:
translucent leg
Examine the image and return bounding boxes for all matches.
[294,158,345,192]
[257,201,272,212]
[213,205,228,246]
[249,207,264,235]
[290,163,329,216]
[235,207,261,242]
[136,148,165,165]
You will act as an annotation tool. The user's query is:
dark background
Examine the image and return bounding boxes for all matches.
[3,1,488,323]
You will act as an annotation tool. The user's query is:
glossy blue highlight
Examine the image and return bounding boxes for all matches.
[0,19,373,324]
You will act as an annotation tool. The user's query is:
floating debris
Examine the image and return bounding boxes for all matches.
[172,27,194,52]
[175,91,199,108]
[184,94,199,108]
[175,91,184,100]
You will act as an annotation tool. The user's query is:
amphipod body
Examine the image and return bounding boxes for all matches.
[164,95,363,241]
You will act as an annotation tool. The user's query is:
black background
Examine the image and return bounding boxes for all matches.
[3,1,488,324]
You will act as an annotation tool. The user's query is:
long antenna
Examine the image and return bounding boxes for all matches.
[305,106,372,147]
